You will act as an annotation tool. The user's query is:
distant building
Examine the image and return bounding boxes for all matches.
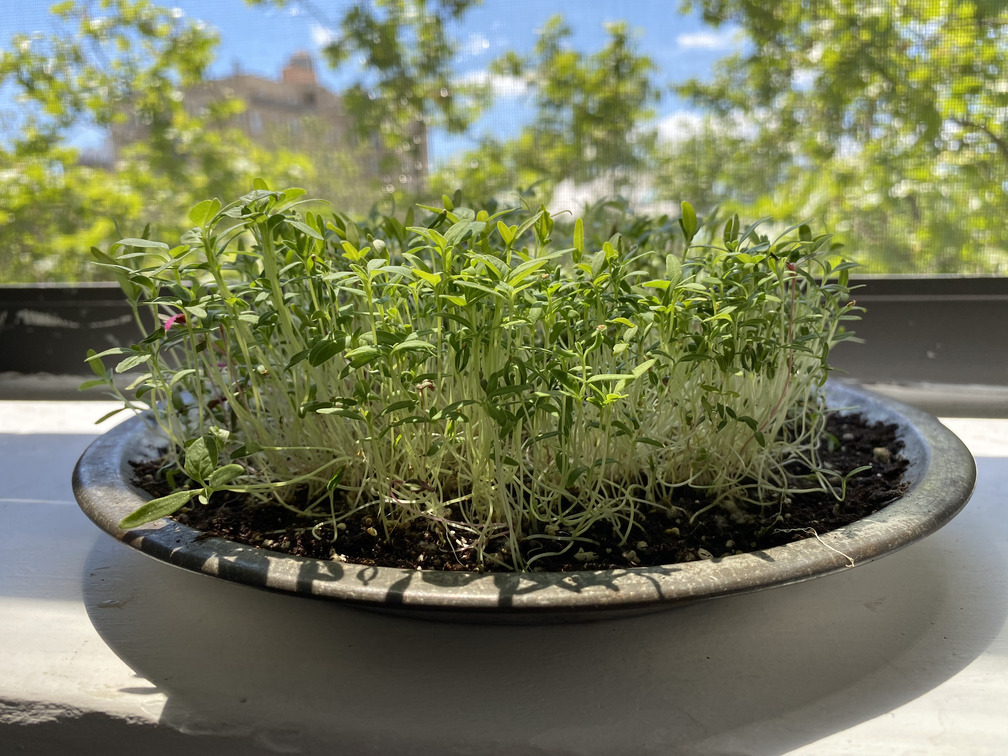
[110,52,428,190]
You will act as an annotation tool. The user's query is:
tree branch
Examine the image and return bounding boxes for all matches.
[951,116,1008,165]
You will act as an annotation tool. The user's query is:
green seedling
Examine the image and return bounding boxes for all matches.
[87,182,860,570]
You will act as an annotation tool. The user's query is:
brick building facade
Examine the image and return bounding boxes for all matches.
[111,52,428,190]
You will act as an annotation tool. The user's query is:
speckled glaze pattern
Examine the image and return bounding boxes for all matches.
[73,382,976,622]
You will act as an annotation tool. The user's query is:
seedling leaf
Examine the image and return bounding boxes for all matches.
[118,489,198,529]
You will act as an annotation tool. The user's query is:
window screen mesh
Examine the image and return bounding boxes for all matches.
[2,1,1005,281]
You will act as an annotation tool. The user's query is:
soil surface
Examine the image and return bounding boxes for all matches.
[133,413,908,572]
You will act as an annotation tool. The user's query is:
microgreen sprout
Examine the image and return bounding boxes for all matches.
[85,182,860,570]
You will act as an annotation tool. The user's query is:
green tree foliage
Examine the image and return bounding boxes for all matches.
[653,115,783,224]
[434,16,661,203]
[676,0,1008,273]
[250,0,487,193]
[6,1,1005,281]
[0,0,310,282]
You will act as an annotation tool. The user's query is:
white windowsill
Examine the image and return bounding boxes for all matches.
[1,399,1007,754]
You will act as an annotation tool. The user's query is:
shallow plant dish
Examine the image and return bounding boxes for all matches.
[74,381,974,622]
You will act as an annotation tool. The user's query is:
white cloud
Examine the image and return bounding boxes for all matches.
[310,23,337,49]
[656,108,760,144]
[551,177,614,215]
[465,32,491,57]
[457,69,528,98]
[550,175,679,217]
[676,27,740,51]
[656,110,707,143]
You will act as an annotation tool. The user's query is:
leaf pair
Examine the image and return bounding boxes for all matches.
[117,436,244,529]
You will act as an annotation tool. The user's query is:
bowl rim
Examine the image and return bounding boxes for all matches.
[72,381,976,620]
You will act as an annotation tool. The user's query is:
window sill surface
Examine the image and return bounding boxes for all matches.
[1,399,1007,755]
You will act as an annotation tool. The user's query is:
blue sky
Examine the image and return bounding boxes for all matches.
[2,0,743,162]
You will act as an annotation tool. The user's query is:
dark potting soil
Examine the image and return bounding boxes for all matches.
[132,413,908,572]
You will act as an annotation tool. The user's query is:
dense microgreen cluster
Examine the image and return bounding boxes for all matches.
[86,181,859,570]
